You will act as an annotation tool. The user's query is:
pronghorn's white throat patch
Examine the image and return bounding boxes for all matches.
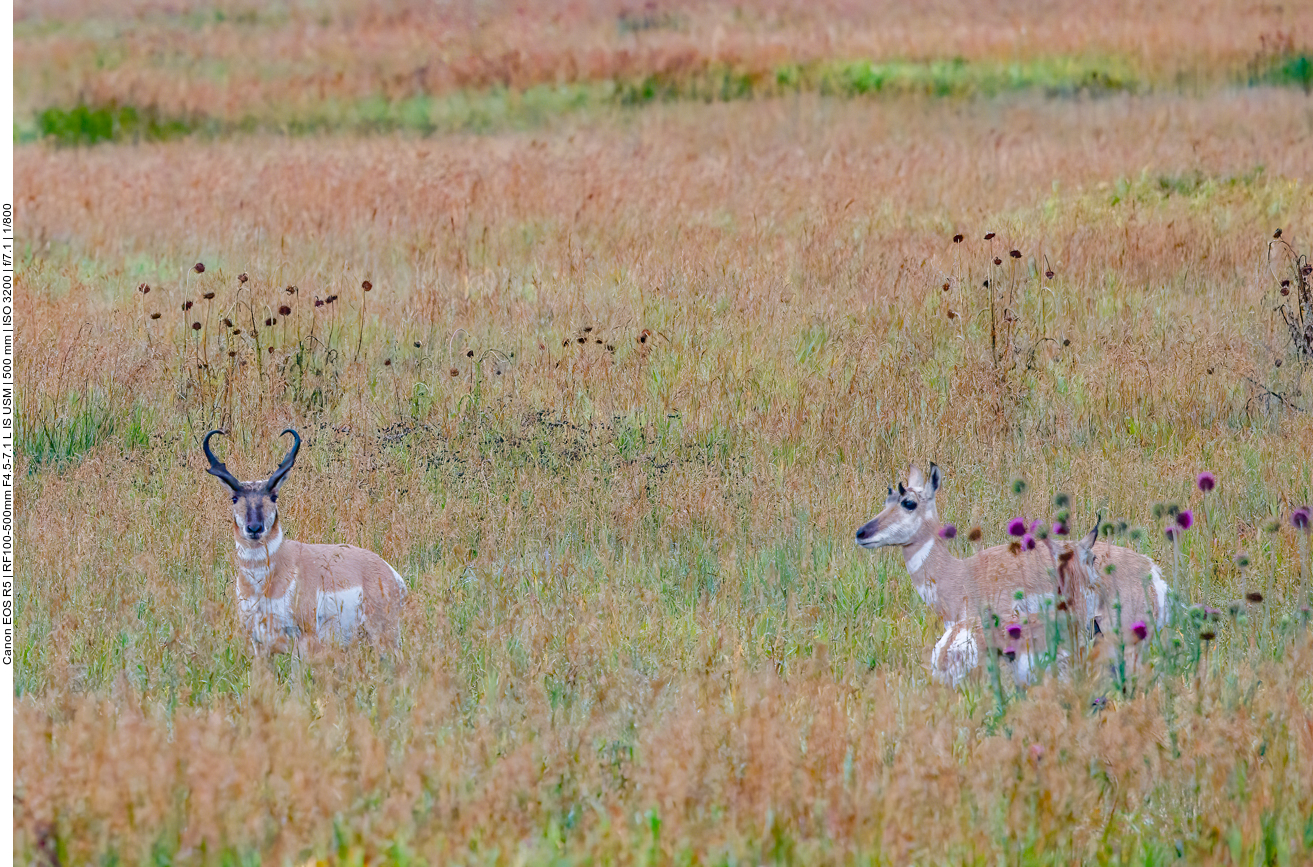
[905,539,934,574]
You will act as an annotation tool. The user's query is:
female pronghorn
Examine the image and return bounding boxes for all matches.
[855,464,1168,684]
[204,429,407,655]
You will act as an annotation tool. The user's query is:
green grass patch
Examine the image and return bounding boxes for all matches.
[33,102,194,146]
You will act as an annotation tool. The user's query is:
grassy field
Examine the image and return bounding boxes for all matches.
[13,1,1313,863]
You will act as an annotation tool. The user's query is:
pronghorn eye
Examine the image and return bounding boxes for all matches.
[901,499,917,511]
[231,496,238,504]
[270,493,277,503]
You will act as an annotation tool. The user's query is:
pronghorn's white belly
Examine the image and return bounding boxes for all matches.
[931,621,979,686]
[237,579,298,650]
[316,586,366,645]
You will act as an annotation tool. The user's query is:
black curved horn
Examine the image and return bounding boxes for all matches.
[266,428,301,491]
[203,429,242,490]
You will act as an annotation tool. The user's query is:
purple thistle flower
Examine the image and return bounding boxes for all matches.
[1006,623,1023,640]
[939,524,958,540]
[1007,518,1026,537]
[1023,534,1037,551]
[1030,518,1045,536]
[1052,521,1069,536]
[1175,510,1193,530]
[1197,471,1216,493]
[1131,621,1148,642]
[1164,525,1178,542]
[1293,507,1311,532]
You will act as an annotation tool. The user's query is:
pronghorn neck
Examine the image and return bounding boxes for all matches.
[900,520,962,617]
[233,516,286,594]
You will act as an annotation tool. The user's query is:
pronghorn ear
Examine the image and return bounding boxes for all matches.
[1079,514,1100,550]
[906,465,925,491]
[927,463,942,499]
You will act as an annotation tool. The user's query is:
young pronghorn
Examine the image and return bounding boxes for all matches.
[855,464,1096,626]
[204,429,407,656]
[855,464,1167,685]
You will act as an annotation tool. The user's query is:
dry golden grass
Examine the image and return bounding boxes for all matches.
[13,11,1313,863]
[14,0,1313,122]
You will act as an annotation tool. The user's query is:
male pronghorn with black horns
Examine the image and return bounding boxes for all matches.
[204,428,408,656]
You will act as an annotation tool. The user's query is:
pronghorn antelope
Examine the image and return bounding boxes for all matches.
[204,429,407,656]
[855,463,1166,685]
[855,464,1096,629]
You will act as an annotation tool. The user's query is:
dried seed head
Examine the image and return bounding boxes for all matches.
[984,232,995,240]
[1009,250,1021,259]
[1246,590,1264,603]
[1200,629,1216,641]
[1275,358,1283,367]
[193,262,205,273]
[267,346,274,354]
[578,337,587,344]
[222,318,233,327]
[449,368,459,377]
[1273,228,1282,239]
[138,283,150,294]
[228,350,237,357]
[967,526,983,543]
[466,349,475,358]
[606,344,615,352]
[583,326,594,333]
[238,273,249,283]
[182,301,194,311]
[278,305,291,316]
[946,309,957,319]
[362,280,372,291]
[1281,286,1291,296]
[202,292,215,300]
[315,298,324,307]
[1045,270,1055,279]
[384,358,392,366]
[414,342,421,348]
[942,282,950,292]
[285,285,296,294]
[149,312,161,320]
[265,317,276,326]
[191,321,202,330]
[325,295,337,304]
[953,234,963,243]
[562,339,570,347]
[993,257,1003,265]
